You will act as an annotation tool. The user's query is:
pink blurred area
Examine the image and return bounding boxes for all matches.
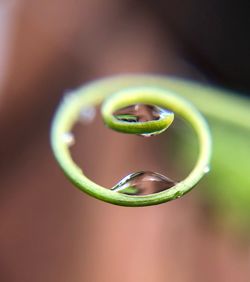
[0,1,249,282]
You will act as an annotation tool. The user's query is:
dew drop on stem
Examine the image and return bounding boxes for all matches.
[62,132,75,147]
[203,166,210,174]
[113,104,173,137]
[111,171,177,195]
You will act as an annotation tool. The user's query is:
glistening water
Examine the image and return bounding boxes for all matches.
[62,132,75,147]
[111,171,177,195]
[113,104,173,137]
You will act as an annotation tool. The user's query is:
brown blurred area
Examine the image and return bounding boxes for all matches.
[0,1,250,282]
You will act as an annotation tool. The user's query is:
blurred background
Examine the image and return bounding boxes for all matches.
[0,1,250,281]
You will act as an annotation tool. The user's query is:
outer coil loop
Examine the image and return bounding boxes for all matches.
[51,75,212,207]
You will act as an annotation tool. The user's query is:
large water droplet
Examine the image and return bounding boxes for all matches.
[114,104,164,122]
[111,171,177,195]
[113,104,173,137]
[62,132,75,146]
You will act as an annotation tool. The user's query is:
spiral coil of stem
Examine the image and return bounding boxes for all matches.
[51,75,213,207]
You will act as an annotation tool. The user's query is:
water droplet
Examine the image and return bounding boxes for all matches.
[114,104,165,122]
[79,106,96,123]
[111,171,177,195]
[62,132,75,146]
[113,104,173,137]
[203,166,210,174]
[174,191,182,198]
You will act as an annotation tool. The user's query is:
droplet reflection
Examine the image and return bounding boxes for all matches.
[111,171,177,195]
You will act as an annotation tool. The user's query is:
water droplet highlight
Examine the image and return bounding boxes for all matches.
[111,171,177,195]
[203,166,210,174]
[79,106,96,123]
[62,132,75,146]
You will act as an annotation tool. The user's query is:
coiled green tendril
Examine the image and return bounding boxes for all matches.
[51,75,212,207]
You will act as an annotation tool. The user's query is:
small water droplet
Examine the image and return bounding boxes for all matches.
[111,171,177,195]
[62,132,75,146]
[203,166,210,174]
[174,191,182,198]
[79,106,96,123]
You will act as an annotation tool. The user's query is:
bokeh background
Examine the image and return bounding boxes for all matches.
[0,1,250,281]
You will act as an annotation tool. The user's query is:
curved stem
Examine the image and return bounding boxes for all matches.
[51,75,216,206]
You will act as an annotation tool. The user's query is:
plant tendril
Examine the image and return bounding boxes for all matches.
[51,75,212,207]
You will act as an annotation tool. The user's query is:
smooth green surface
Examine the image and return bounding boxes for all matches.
[51,75,212,207]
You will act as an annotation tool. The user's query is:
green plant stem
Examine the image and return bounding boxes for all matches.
[51,74,248,207]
